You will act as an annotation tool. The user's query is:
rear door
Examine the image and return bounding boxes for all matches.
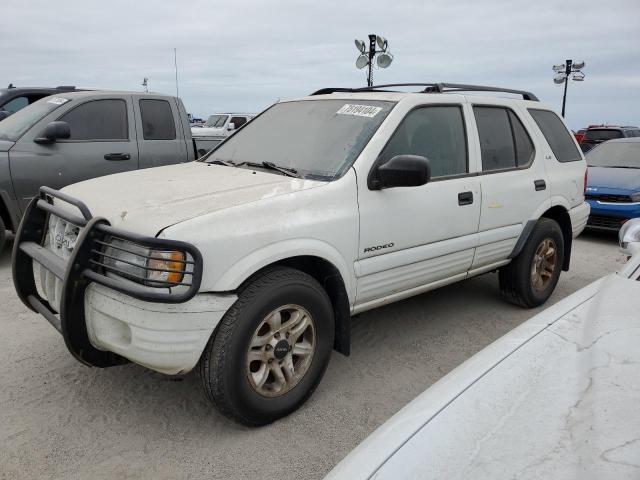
[470,102,549,269]
[133,95,189,168]
[10,95,139,212]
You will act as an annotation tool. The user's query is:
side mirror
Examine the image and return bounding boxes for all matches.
[226,122,236,131]
[34,121,71,144]
[369,155,431,190]
[0,110,11,121]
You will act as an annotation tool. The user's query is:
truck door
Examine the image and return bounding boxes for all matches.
[9,96,139,212]
[133,95,189,169]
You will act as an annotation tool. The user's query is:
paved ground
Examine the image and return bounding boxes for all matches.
[0,231,627,480]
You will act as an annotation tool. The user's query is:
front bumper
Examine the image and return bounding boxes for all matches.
[12,187,226,372]
[85,283,236,374]
[586,199,640,231]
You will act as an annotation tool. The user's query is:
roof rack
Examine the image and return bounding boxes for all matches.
[311,83,539,101]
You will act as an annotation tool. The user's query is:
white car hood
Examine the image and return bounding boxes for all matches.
[61,162,324,235]
[328,267,640,479]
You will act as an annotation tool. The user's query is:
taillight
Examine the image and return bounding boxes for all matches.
[584,168,588,195]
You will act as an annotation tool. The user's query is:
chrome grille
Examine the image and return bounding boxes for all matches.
[585,194,633,203]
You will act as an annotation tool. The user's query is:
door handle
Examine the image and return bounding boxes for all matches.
[534,179,546,191]
[458,191,474,206]
[104,153,131,161]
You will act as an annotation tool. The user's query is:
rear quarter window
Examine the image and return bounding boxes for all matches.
[528,109,582,162]
[140,99,177,140]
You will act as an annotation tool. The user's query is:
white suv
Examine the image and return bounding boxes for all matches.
[13,83,589,425]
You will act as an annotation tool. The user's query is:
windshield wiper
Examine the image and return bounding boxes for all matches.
[208,159,237,167]
[208,159,302,178]
[608,165,639,169]
[259,161,301,178]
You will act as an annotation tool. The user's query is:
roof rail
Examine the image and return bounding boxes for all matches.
[311,82,539,101]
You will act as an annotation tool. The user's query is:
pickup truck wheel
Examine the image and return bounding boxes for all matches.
[499,218,564,308]
[0,216,6,254]
[198,267,334,426]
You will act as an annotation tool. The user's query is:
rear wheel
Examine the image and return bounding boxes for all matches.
[499,218,564,308]
[198,267,334,426]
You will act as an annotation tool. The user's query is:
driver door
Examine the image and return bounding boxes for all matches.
[10,96,139,212]
[355,102,481,307]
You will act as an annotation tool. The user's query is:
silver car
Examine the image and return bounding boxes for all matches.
[327,219,640,480]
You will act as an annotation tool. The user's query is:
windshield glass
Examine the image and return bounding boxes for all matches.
[205,115,228,128]
[584,129,624,141]
[587,142,640,168]
[0,96,69,141]
[203,99,395,180]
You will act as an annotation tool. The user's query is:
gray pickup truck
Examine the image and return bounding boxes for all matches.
[0,90,200,251]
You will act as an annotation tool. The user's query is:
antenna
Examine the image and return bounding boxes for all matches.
[174,48,179,98]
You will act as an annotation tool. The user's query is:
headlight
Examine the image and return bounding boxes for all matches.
[619,218,640,253]
[102,238,186,286]
[631,192,640,202]
[148,250,186,284]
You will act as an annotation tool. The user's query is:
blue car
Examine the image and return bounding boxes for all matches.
[586,138,640,230]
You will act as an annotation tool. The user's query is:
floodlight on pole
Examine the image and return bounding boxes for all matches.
[353,33,393,87]
[552,59,586,117]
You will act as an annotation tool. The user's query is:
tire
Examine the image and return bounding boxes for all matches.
[499,218,564,308]
[198,266,334,426]
[0,216,6,255]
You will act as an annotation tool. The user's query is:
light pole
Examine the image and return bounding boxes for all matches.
[354,34,394,87]
[553,59,585,118]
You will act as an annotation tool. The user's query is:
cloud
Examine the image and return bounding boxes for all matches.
[3,0,639,128]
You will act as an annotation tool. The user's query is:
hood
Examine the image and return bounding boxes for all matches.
[61,162,324,235]
[587,166,640,192]
[0,140,14,152]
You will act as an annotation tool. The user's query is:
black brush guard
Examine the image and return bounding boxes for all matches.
[12,187,203,368]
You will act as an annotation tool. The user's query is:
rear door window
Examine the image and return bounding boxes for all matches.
[528,109,582,162]
[474,107,515,171]
[59,99,128,141]
[139,99,177,140]
[474,107,535,171]
[509,111,535,166]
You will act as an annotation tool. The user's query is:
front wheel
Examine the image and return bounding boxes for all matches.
[198,267,334,426]
[499,218,564,308]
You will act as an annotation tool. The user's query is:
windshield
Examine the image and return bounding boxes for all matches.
[203,99,395,180]
[584,129,624,142]
[587,142,640,168]
[0,96,69,141]
[205,115,228,128]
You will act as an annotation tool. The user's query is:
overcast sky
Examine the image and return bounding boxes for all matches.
[4,0,639,129]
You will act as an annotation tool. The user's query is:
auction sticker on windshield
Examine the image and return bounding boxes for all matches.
[47,97,69,105]
[336,104,382,118]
